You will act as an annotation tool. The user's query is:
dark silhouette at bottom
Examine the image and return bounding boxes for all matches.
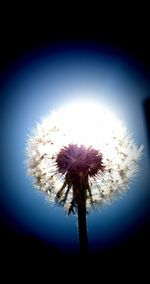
[77,189,88,256]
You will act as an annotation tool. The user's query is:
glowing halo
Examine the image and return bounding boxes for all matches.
[26,101,143,212]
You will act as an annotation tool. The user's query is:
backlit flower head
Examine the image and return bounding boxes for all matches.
[26,102,143,214]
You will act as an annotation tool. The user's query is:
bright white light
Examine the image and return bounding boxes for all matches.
[51,101,119,148]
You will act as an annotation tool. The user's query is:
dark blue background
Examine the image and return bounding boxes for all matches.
[0,26,150,270]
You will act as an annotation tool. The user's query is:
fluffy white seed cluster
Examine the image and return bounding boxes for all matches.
[26,103,143,211]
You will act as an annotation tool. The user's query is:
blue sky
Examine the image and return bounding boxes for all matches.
[0,42,150,254]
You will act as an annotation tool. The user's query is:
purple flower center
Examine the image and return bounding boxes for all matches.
[56,144,104,179]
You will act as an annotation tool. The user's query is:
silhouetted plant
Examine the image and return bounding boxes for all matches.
[26,102,143,255]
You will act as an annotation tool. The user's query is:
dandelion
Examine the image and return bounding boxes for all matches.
[26,102,143,255]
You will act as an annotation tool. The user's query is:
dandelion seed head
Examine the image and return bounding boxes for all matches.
[26,102,143,213]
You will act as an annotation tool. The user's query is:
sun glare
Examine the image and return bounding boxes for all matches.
[51,101,119,150]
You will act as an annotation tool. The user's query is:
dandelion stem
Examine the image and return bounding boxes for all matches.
[77,183,88,256]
